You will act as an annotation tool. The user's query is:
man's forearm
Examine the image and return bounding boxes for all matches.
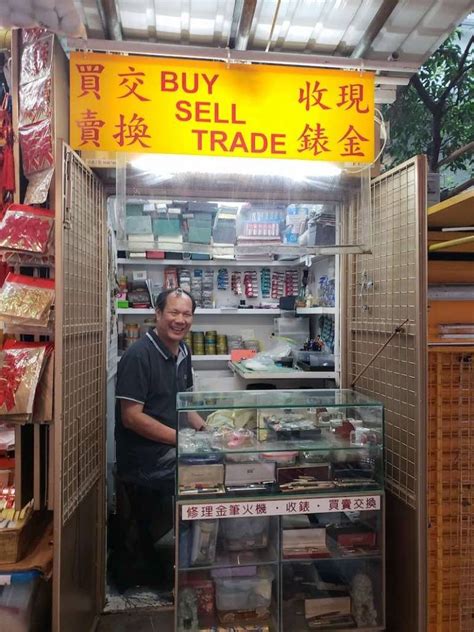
[123,409,177,445]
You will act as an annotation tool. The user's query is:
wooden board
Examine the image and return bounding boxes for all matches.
[428,260,474,284]
[428,300,474,343]
[428,189,473,228]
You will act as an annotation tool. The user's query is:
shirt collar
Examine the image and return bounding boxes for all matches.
[146,330,188,364]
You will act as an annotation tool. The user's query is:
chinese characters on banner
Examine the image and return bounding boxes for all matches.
[181,495,381,521]
[70,52,375,163]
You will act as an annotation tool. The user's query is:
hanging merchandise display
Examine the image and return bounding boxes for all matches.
[231,271,242,296]
[271,271,284,299]
[19,30,55,204]
[0,344,46,421]
[202,270,214,308]
[1,340,54,423]
[260,268,271,298]
[285,269,299,297]
[0,205,54,254]
[0,93,15,210]
[0,273,55,328]
[217,268,229,291]
[243,270,258,298]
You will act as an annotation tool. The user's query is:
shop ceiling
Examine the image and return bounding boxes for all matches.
[71,0,472,104]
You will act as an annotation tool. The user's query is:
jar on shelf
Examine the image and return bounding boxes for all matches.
[124,323,140,348]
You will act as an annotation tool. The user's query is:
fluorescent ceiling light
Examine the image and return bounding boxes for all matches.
[130,154,342,179]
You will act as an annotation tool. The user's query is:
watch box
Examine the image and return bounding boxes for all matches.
[178,463,225,495]
[224,461,276,490]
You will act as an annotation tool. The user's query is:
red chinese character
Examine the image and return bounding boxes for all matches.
[215,505,228,517]
[186,506,198,519]
[118,66,150,102]
[366,497,377,509]
[76,64,105,100]
[337,84,369,113]
[341,498,352,510]
[338,125,369,157]
[113,113,152,148]
[255,503,267,515]
[329,499,339,511]
[353,498,365,510]
[298,501,310,513]
[229,504,240,516]
[285,502,297,513]
[298,81,331,111]
[201,505,214,518]
[242,504,254,516]
[297,123,331,156]
[76,109,105,147]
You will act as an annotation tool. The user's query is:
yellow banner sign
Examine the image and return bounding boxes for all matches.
[70,52,375,163]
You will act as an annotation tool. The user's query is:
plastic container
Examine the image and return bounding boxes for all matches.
[215,567,273,613]
[309,353,335,370]
[0,570,49,632]
[220,517,270,551]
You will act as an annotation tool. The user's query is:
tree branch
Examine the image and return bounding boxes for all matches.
[410,74,437,114]
[441,176,474,200]
[439,35,474,103]
[438,141,474,167]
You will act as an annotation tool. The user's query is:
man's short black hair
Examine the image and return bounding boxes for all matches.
[155,288,197,313]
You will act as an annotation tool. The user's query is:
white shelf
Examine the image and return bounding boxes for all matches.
[117,306,335,316]
[192,354,230,362]
[117,308,154,315]
[117,307,281,315]
[229,361,336,381]
[296,307,336,315]
[117,258,300,268]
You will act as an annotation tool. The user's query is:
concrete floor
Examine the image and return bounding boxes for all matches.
[96,609,174,632]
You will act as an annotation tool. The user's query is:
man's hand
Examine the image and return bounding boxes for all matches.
[188,410,206,432]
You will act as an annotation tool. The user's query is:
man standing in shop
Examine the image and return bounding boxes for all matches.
[112,287,204,590]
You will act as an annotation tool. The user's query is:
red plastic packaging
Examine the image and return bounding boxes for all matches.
[0,205,54,254]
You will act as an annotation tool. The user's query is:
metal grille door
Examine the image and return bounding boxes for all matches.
[53,143,107,631]
[344,156,427,508]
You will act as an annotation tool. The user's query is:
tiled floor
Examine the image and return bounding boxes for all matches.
[96,609,174,632]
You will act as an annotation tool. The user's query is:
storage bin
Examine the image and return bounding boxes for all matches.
[0,570,50,632]
[294,351,335,370]
[310,353,335,370]
[220,517,270,551]
[215,567,273,612]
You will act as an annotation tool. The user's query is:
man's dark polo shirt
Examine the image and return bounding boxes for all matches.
[115,329,192,483]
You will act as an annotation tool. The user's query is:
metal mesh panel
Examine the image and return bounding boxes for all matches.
[428,348,474,632]
[345,158,426,507]
[60,147,106,525]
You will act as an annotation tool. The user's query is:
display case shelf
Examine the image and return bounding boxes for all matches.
[179,551,279,571]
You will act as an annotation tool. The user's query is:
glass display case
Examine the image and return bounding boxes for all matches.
[175,389,384,631]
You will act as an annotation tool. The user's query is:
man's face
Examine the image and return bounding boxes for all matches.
[156,292,194,348]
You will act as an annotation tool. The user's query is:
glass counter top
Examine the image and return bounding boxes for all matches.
[177,389,383,411]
